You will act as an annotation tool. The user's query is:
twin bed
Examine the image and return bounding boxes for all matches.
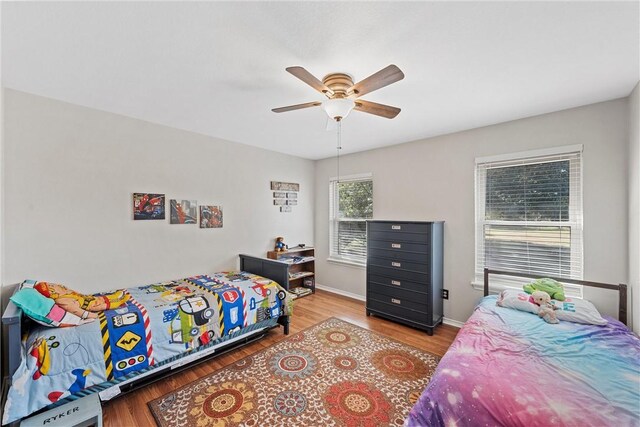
[407,269,640,426]
[2,254,290,425]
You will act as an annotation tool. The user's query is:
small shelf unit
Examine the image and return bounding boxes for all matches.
[267,247,315,299]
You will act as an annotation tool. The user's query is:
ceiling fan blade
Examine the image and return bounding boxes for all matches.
[354,100,401,119]
[349,65,404,98]
[272,101,322,113]
[286,66,334,97]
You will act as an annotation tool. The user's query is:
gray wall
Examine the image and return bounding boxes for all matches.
[629,82,640,333]
[315,99,629,325]
[2,89,315,293]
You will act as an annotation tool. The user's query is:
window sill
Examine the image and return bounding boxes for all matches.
[471,279,533,297]
[470,279,506,295]
[327,257,366,269]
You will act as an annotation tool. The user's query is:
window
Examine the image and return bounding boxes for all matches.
[475,146,583,288]
[329,174,373,265]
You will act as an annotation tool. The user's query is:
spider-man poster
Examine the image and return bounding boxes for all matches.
[199,205,223,228]
[133,193,166,220]
[170,199,197,224]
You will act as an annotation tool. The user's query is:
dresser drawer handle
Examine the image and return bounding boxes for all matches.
[391,243,402,249]
[391,262,402,268]
[391,225,402,230]
[391,280,401,286]
[391,298,401,305]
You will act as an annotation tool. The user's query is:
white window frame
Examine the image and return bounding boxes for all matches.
[473,145,584,296]
[328,173,373,267]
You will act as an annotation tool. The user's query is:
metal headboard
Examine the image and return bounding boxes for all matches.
[483,267,628,326]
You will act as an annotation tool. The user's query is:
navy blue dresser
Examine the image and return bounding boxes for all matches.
[366,220,444,335]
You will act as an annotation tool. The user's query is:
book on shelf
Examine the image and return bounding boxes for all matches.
[290,287,313,298]
[277,254,315,264]
[288,271,312,279]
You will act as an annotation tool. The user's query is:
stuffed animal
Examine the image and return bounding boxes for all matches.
[34,282,129,320]
[529,290,559,324]
[274,236,287,253]
[523,278,566,301]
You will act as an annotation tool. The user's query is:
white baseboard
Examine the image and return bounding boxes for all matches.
[442,317,465,328]
[315,283,466,328]
[315,283,366,302]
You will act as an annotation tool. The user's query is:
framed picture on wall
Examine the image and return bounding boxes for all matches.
[200,205,223,228]
[170,199,197,224]
[133,193,165,220]
[271,181,300,192]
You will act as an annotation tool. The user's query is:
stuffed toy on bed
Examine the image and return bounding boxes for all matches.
[34,282,129,320]
[523,278,566,301]
[530,290,559,324]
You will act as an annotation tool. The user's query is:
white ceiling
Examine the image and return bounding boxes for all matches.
[2,2,639,160]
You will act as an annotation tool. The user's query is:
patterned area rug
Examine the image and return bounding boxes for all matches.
[148,317,440,427]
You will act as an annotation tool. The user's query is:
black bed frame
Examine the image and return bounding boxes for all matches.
[483,267,628,326]
[1,254,290,423]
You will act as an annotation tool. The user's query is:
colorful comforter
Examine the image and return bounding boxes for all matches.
[406,296,640,427]
[4,272,291,424]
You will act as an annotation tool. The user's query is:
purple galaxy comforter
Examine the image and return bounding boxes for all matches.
[406,296,640,427]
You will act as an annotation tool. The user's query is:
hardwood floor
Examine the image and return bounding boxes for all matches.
[102,290,460,426]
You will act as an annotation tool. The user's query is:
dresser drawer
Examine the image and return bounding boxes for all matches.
[368,248,429,263]
[368,274,429,293]
[368,240,429,253]
[368,290,428,313]
[368,222,430,234]
[368,282,429,301]
[368,256,429,274]
[367,265,429,283]
[368,231,429,243]
[367,299,429,324]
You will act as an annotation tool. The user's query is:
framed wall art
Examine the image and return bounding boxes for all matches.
[200,205,223,228]
[133,193,165,220]
[271,181,299,213]
[170,199,197,224]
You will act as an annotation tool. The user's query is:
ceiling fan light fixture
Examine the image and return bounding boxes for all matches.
[273,65,403,122]
[322,98,355,121]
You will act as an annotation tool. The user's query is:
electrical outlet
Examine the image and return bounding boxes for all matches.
[442,289,449,300]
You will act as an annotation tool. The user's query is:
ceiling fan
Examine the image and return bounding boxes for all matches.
[272,65,404,124]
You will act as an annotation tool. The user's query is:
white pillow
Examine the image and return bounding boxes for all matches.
[550,298,607,325]
[496,289,607,326]
[496,289,538,314]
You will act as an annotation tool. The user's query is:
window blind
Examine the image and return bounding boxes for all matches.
[476,149,583,283]
[329,175,373,263]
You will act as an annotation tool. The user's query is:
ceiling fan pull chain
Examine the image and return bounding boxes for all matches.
[337,120,342,183]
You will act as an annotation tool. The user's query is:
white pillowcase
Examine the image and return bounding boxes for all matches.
[496,289,539,314]
[496,289,607,325]
[550,298,607,325]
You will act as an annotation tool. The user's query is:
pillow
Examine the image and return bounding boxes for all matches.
[33,280,128,319]
[496,289,539,314]
[550,298,607,325]
[496,289,607,325]
[10,282,94,327]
